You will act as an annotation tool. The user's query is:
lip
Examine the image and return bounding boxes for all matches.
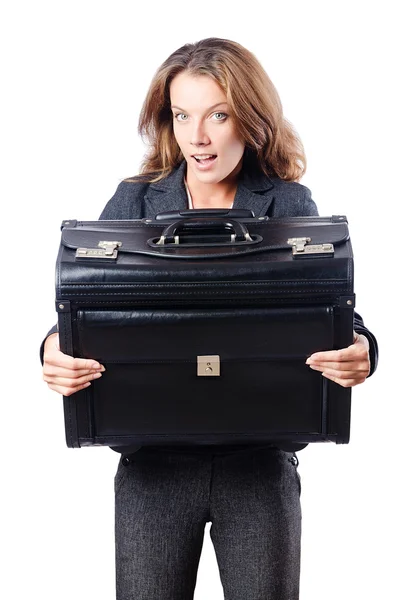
[191,155,218,171]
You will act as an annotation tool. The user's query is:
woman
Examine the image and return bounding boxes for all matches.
[42,38,378,600]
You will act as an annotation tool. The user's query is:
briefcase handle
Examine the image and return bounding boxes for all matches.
[156,217,254,246]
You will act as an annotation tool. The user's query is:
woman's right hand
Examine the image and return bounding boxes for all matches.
[43,332,105,396]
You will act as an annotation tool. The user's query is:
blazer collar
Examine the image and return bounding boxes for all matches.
[143,160,275,218]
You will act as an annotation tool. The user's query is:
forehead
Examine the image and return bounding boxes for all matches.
[170,72,227,110]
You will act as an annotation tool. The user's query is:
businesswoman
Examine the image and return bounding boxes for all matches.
[42,38,378,600]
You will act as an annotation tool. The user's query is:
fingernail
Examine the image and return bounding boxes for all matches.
[92,362,100,369]
[100,365,106,372]
[92,372,102,379]
[306,358,312,364]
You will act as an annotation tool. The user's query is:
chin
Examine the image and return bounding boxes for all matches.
[196,172,224,184]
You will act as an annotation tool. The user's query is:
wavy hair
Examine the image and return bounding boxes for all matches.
[132,38,306,183]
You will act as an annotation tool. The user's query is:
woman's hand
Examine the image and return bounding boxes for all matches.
[43,332,105,396]
[305,332,370,388]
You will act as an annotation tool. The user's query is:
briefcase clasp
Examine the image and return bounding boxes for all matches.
[287,237,311,252]
[76,241,122,260]
[287,237,334,258]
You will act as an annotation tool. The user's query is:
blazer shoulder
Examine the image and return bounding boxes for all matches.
[99,177,150,220]
[269,178,318,217]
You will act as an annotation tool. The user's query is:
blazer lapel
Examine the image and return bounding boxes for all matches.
[143,160,275,218]
[143,162,188,219]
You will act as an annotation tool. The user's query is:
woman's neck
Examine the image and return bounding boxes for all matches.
[185,183,236,209]
[185,163,241,209]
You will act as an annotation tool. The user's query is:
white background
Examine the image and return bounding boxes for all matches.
[1,1,395,598]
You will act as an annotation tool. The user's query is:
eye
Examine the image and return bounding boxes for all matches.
[212,112,228,121]
[174,113,188,122]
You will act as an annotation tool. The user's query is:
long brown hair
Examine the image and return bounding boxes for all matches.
[132,38,306,183]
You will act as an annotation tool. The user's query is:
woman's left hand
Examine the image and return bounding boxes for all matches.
[305,332,370,388]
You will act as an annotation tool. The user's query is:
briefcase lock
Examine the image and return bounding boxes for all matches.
[287,237,334,258]
[197,355,220,376]
[76,241,122,260]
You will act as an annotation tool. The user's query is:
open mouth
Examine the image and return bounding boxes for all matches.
[192,155,217,165]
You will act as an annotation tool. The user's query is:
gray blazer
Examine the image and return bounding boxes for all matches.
[99,160,319,220]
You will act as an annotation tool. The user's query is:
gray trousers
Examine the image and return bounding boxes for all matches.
[115,446,302,600]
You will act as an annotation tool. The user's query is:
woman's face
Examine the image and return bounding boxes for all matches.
[170,72,245,184]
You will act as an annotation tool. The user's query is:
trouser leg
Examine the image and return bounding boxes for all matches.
[114,450,210,600]
[209,448,302,600]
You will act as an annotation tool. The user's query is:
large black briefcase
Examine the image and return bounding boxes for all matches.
[55,210,354,448]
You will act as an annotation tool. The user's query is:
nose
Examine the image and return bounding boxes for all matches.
[190,120,210,147]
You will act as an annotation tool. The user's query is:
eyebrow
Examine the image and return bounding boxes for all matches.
[170,102,228,112]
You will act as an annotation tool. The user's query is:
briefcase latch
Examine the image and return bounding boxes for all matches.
[287,237,334,258]
[76,241,122,260]
[197,355,220,376]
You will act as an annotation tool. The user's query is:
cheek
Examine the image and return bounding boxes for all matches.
[224,136,245,158]
[219,126,244,154]
[234,138,245,153]
[173,126,188,150]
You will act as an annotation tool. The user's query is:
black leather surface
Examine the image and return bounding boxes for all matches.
[56,215,354,448]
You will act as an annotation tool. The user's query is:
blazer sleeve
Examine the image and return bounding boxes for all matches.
[39,324,58,365]
[301,186,319,216]
[99,180,147,220]
[353,313,378,377]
